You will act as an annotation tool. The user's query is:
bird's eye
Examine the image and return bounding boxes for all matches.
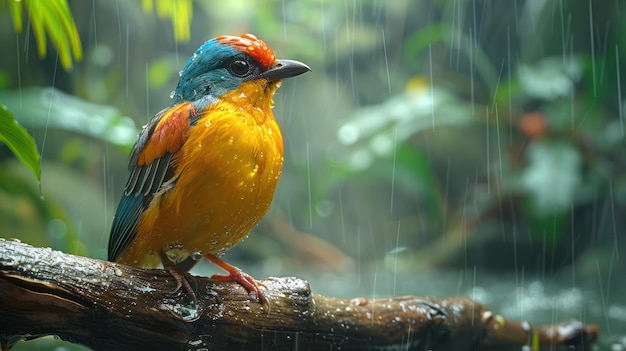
[229,59,250,76]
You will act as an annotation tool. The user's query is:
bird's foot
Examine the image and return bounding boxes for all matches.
[210,269,269,305]
[203,252,269,307]
[159,250,197,303]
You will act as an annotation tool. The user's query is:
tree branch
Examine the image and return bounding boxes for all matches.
[0,238,597,350]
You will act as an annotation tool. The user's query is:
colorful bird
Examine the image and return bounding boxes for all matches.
[108,34,310,305]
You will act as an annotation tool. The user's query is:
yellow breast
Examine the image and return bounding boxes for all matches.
[119,80,284,267]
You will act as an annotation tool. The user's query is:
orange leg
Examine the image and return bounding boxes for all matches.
[203,252,269,306]
[159,249,197,302]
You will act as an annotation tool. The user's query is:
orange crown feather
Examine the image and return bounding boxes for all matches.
[216,34,277,68]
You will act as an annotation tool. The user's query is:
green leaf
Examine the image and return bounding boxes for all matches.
[41,0,74,70]
[9,0,83,71]
[524,206,569,244]
[393,144,444,222]
[0,88,138,152]
[517,140,583,242]
[520,140,581,214]
[26,0,48,60]
[0,105,41,182]
[336,86,473,163]
[518,56,584,100]
[7,0,22,32]
[145,0,193,42]
[48,0,83,62]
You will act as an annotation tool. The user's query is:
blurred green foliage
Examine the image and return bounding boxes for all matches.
[310,0,626,273]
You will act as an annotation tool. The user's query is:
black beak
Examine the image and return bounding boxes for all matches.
[262,59,311,82]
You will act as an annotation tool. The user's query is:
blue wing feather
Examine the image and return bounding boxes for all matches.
[108,193,146,261]
[108,107,179,262]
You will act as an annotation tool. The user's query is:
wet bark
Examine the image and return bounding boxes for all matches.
[0,238,597,351]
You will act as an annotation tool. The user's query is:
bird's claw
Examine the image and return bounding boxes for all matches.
[202,252,270,309]
[160,250,198,303]
[210,269,269,306]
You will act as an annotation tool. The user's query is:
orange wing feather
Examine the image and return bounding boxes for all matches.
[138,102,196,166]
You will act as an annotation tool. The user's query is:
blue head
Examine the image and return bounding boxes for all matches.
[171,34,310,107]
